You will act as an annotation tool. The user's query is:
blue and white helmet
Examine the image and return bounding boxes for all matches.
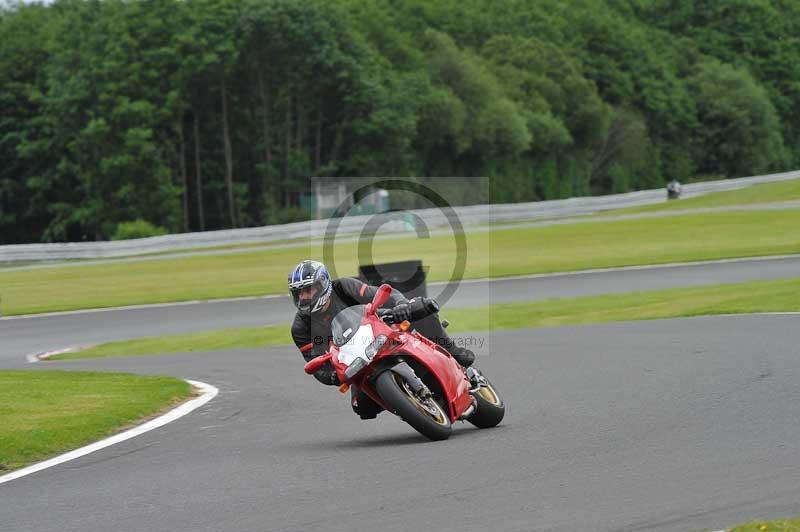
[288,260,332,313]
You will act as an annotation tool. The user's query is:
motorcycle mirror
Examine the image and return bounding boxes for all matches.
[372,283,393,309]
[304,352,332,374]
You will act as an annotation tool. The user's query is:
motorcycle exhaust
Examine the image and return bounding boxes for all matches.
[459,397,478,420]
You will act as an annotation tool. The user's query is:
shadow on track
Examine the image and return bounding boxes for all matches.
[284,425,494,452]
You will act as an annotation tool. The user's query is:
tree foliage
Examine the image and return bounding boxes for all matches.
[0,0,796,243]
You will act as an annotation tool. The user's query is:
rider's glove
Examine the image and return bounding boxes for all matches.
[391,302,412,322]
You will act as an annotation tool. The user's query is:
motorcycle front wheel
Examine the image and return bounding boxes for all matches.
[375,370,452,441]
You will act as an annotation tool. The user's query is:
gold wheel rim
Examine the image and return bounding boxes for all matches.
[395,374,449,426]
[476,384,502,406]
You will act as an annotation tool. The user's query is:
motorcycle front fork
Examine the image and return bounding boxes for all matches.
[465,366,488,392]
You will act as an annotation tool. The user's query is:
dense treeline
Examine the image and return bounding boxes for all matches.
[0,0,797,243]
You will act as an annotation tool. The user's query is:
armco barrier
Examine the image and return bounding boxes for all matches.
[2,170,798,262]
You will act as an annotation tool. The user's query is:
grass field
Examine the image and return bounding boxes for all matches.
[729,517,800,531]
[2,209,800,316]
[56,324,292,360]
[53,276,800,360]
[598,178,800,216]
[0,371,192,472]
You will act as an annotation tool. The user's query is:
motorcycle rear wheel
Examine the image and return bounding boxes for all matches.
[468,378,505,428]
[375,370,452,441]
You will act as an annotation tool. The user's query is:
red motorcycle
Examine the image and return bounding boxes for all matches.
[304,284,505,440]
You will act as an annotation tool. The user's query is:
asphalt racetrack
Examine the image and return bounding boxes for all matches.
[1,257,800,531]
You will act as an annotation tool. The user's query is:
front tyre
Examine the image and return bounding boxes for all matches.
[375,370,452,441]
[468,377,505,428]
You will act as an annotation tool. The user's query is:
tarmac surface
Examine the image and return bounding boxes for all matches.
[1,258,799,531]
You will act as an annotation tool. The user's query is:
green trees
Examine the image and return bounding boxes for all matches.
[112,219,168,240]
[689,60,786,176]
[420,30,531,178]
[0,0,797,243]
[639,0,800,162]
[9,0,185,242]
[0,2,56,244]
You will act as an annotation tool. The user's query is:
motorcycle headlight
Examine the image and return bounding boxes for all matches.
[364,334,388,359]
[344,357,367,381]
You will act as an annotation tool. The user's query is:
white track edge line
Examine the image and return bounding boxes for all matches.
[25,346,87,363]
[4,253,800,321]
[0,379,219,485]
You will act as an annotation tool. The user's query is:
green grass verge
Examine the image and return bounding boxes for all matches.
[91,235,313,260]
[57,324,292,360]
[729,517,800,531]
[598,178,800,216]
[53,277,800,360]
[2,209,800,316]
[443,277,800,331]
[0,371,192,472]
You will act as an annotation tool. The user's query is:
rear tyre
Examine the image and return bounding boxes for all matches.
[468,378,505,428]
[375,370,452,441]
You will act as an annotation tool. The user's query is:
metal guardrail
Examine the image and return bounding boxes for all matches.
[2,170,798,262]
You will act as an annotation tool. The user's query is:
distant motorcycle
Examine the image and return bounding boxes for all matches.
[304,284,505,440]
[667,179,682,200]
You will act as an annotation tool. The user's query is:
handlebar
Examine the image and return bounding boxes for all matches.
[377,297,440,324]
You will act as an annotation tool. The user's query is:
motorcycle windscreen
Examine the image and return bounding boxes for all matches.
[331,305,375,367]
[331,305,367,347]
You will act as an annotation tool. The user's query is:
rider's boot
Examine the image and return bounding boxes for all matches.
[449,346,475,368]
[351,388,383,419]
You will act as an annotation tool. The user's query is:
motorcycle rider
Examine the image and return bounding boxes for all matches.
[289,259,475,419]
